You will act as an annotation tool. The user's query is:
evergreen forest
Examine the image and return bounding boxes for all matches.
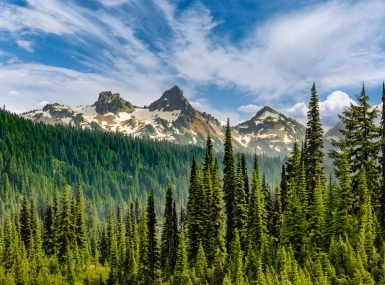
[0,83,384,284]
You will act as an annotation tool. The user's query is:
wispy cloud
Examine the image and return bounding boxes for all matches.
[16,40,34,52]
[8,90,19,96]
[0,0,384,118]
[238,104,264,114]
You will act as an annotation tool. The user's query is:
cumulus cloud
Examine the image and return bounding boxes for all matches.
[280,91,357,128]
[319,91,357,126]
[237,104,264,113]
[37,100,50,106]
[8,91,19,96]
[280,102,308,125]
[16,40,34,52]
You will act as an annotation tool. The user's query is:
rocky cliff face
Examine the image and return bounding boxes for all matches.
[93,91,135,115]
[149,85,196,119]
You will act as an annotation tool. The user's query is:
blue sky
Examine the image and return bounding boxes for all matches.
[1,0,385,128]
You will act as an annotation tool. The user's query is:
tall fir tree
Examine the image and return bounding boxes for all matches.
[271,182,282,246]
[241,153,250,198]
[20,191,31,252]
[280,165,288,213]
[381,82,385,230]
[247,154,267,249]
[202,135,214,256]
[147,190,158,280]
[160,181,174,275]
[187,156,203,265]
[330,83,381,212]
[174,223,189,284]
[306,83,325,204]
[234,155,248,249]
[308,178,325,252]
[223,119,237,248]
[280,179,306,259]
[138,209,151,284]
[333,144,354,240]
[208,159,227,263]
[75,181,88,264]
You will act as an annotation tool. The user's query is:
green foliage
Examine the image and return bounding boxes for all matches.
[2,83,385,284]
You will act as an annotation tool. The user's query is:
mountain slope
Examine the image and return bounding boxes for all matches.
[22,86,306,156]
[232,106,306,156]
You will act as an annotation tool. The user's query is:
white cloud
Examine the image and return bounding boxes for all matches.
[280,91,357,128]
[319,91,357,126]
[280,102,309,125]
[0,0,384,117]
[8,90,19,96]
[16,40,34,52]
[7,57,21,64]
[37,100,50,106]
[237,104,263,113]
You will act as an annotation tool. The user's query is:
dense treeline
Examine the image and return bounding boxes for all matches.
[0,109,283,218]
[1,82,384,284]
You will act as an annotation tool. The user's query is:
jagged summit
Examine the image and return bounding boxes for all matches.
[149,85,195,116]
[232,106,306,156]
[93,91,134,115]
[21,86,306,156]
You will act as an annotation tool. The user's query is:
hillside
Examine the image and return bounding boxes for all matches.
[0,109,284,216]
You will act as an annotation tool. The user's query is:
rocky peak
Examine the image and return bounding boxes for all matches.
[149,85,195,116]
[199,111,222,127]
[93,91,134,115]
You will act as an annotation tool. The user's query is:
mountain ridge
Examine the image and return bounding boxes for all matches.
[22,86,306,156]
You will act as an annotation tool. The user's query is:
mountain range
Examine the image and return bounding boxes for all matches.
[22,85,310,156]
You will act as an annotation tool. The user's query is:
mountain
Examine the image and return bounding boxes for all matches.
[22,86,306,156]
[232,106,306,156]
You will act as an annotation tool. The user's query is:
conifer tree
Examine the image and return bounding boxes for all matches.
[262,173,273,231]
[195,242,208,282]
[306,83,325,204]
[147,190,158,280]
[241,153,250,198]
[75,182,88,264]
[174,223,189,284]
[43,205,55,255]
[124,204,137,282]
[330,83,381,212]
[202,135,214,256]
[208,159,227,263]
[57,183,75,265]
[280,165,288,213]
[280,180,305,258]
[271,182,282,245]
[381,82,385,230]
[324,174,336,248]
[247,154,267,249]
[228,230,244,284]
[333,144,354,239]
[308,178,325,252]
[20,191,31,252]
[170,202,179,272]
[356,168,376,262]
[187,156,204,265]
[138,209,151,284]
[223,119,237,247]
[161,181,174,274]
[234,155,248,249]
